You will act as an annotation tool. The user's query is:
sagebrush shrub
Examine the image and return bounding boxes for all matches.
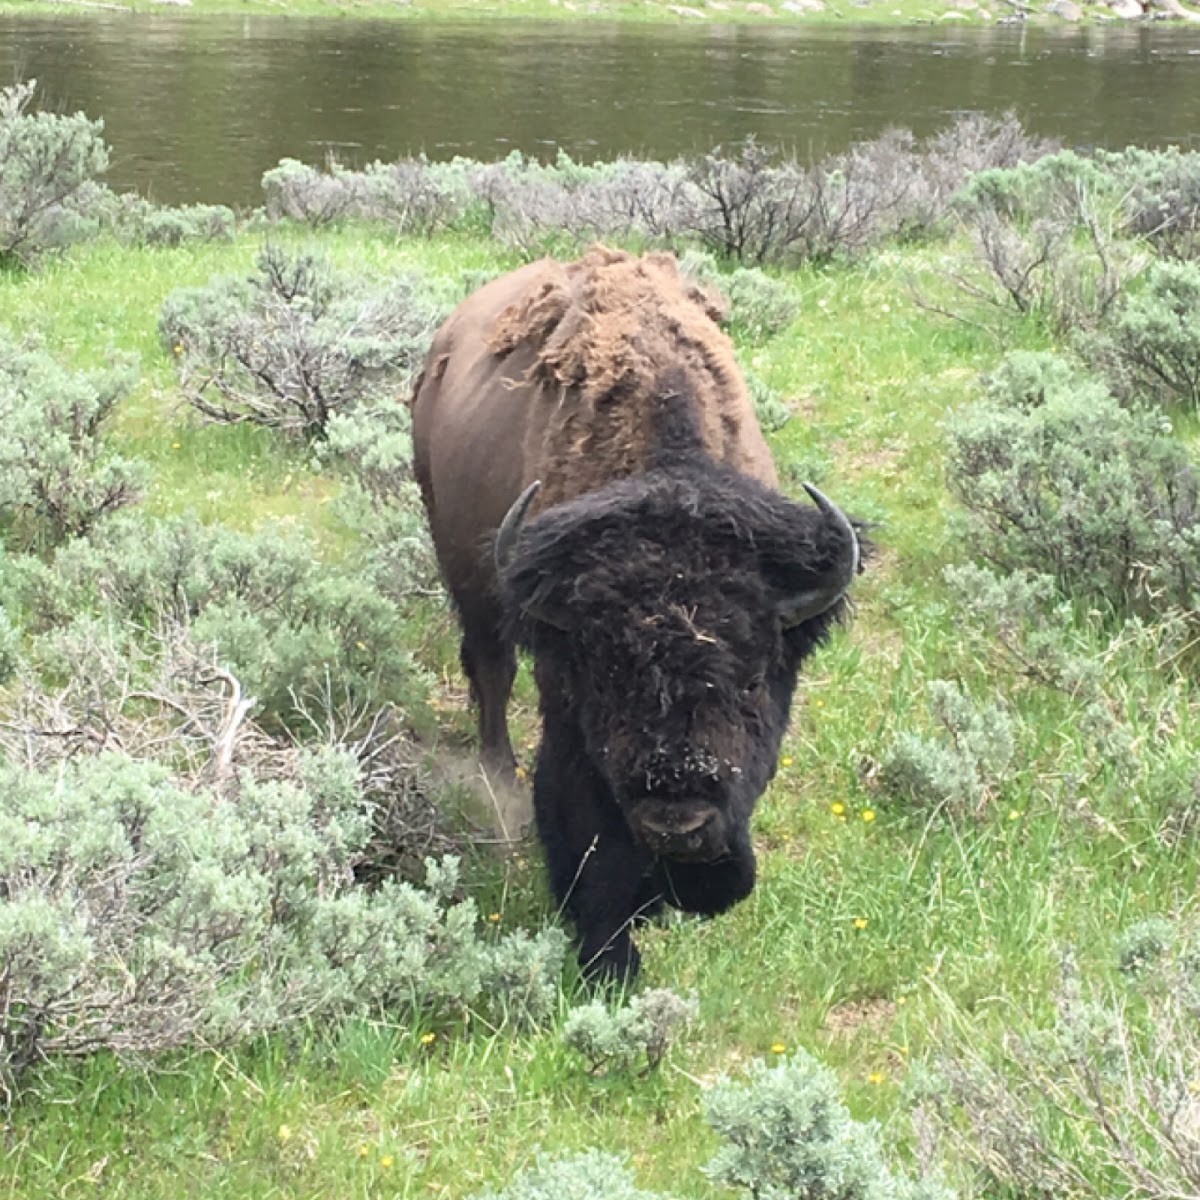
[2,512,430,732]
[102,192,237,247]
[321,397,438,600]
[0,748,565,1100]
[0,329,144,550]
[946,351,1200,615]
[878,680,1015,822]
[1102,260,1200,407]
[1105,145,1200,262]
[677,248,799,341]
[159,243,447,438]
[480,1052,951,1200]
[945,151,1147,334]
[922,951,1200,1200]
[262,156,469,234]
[706,1052,954,1200]
[563,988,698,1074]
[476,1152,675,1200]
[0,80,109,266]
[1117,917,1177,977]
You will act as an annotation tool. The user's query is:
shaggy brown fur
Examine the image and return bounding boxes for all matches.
[487,245,776,511]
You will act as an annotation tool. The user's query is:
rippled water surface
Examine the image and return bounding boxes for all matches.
[2,17,1199,204]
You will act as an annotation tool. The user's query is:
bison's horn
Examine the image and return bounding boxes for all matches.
[494,480,542,573]
[778,483,860,629]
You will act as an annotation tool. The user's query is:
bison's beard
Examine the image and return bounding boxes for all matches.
[652,829,757,916]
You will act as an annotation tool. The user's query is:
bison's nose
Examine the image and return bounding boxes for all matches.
[631,801,726,862]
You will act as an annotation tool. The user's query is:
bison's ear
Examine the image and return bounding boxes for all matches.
[769,484,861,629]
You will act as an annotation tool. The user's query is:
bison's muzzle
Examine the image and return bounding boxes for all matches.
[628,799,729,863]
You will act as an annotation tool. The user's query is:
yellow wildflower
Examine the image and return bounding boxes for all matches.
[831,802,846,817]
[171,442,181,449]
[357,1144,370,1159]
[515,765,529,782]
[780,756,794,768]
[770,1042,787,1054]
[277,1124,293,1142]
[381,1154,395,1170]
[861,809,876,823]
[488,912,502,923]
[868,1072,886,1085]
[854,917,869,930]
[420,1031,436,1045]
[1008,809,1023,821]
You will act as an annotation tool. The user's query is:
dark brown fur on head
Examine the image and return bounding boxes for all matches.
[500,438,853,839]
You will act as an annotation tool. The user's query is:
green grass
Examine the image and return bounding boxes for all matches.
[3,227,1199,1198]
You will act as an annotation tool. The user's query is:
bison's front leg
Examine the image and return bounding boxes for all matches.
[533,715,653,984]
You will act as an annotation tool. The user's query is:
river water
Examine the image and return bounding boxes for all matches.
[2,17,1199,206]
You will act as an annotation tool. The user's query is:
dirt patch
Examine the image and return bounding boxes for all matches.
[823,997,897,1039]
[428,748,535,848]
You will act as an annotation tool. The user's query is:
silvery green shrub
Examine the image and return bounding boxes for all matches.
[2,513,429,732]
[705,1052,953,1200]
[924,950,1200,1200]
[746,369,792,434]
[476,1152,676,1200]
[563,988,698,1074]
[946,351,1200,615]
[321,397,437,600]
[677,249,799,341]
[0,329,144,550]
[879,680,1015,822]
[0,749,565,1100]
[947,151,1147,334]
[1117,917,1178,977]
[104,192,237,247]
[479,1052,952,1200]
[1103,145,1200,262]
[159,243,447,438]
[0,80,110,266]
[1103,260,1200,407]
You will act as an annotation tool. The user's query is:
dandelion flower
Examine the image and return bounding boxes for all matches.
[277,1124,293,1142]
[381,1155,395,1170]
[780,756,794,768]
[358,1144,370,1159]
[770,1042,787,1054]
[488,912,502,923]
[1008,809,1022,821]
[171,442,181,449]
[868,1071,886,1085]
[420,1031,436,1045]
[853,917,869,930]
[831,802,846,817]
[861,809,876,823]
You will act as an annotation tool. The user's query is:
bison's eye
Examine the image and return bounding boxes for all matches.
[741,672,765,695]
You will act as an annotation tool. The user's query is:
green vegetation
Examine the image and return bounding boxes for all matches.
[0,0,1123,27]
[6,87,1200,1200]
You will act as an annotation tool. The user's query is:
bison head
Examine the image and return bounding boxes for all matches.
[496,462,859,895]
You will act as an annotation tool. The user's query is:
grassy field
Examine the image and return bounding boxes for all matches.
[2,223,1199,1199]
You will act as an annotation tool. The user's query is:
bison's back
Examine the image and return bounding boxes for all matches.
[410,246,777,600]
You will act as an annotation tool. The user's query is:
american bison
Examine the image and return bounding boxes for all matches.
[412,246,860,981]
